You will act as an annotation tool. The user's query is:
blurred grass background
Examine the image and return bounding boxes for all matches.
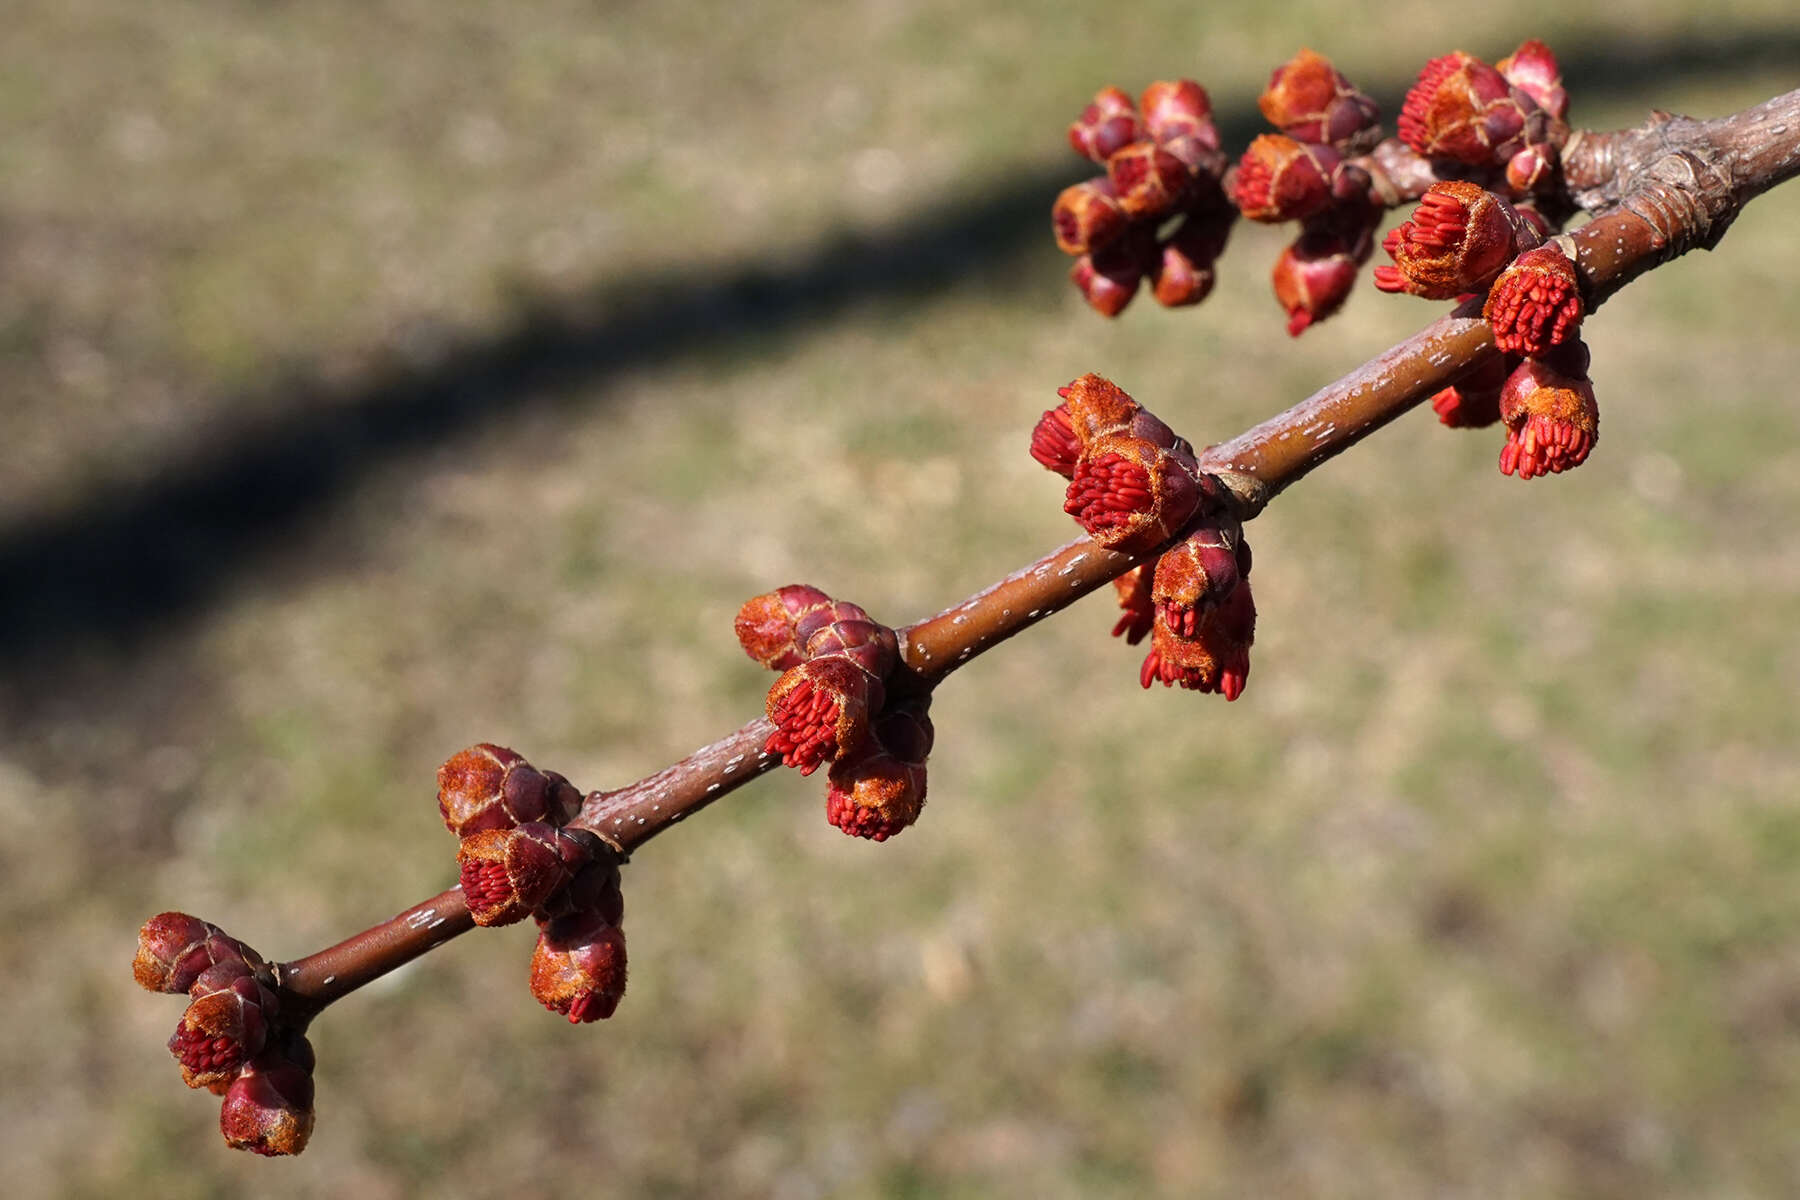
[3,2,1799,1196]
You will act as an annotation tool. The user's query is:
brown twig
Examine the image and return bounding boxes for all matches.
[261,91,1798,1020]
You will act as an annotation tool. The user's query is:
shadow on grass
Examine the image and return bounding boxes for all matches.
[1,32,1796,669]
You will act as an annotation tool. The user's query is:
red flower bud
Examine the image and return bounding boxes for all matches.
[1106,140,1194,218]
[1258,48,1382,150]
[1152,214,1230,308]
[1505,142,1558,194]
[796,611,898,680]
[1152,524,1243,637]
[1497,39,1568,123]
[1497,348,1599,480]
[1140,79,1218,150]
[1139,575,1256,700]
[531,909,628,1023]
[1399,51,1546,167]
[824,706,932,842]
[1484,243,1583,356]
[1110,564,1155,645]
[1428,354,1509,428]
[734,584,833,671]
[1373,181,1533,299]
[1231,134,1339,223]
[1030,405,1082,478]
[765,655,882,776]
[1273,227,1360,336]
[133,912,240,995]
[170,962,278,1089]
[1069,243,1145,317]
[458,822,600,926]
[1051,178,1130,256]
[1064,434,1201,555]
[1068,86,1144,163]
[437,744,579,838]
[1057,373,1141,442]
[219,1032,316,1156]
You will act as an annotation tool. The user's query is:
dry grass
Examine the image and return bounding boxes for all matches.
[4,3,1800,1197]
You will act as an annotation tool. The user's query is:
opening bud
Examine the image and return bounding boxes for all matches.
[134,912,239,995]
[1152,524,1244,637]
[1139,575,1256,700]
[1110,564,1155,645]
[1064,434,1202,556]
[531,909,628,1023]
[1497,348,1599,480]
[170,963,278,1090]
[1140,79,1218,150]
[458,822,602,927]
[219,1031,316,1156]
[734,584,834,671]
[1373,181,1532,299]
[765,655,884,776]
[1484,243,1583,356]
[437,744,580,838]
[1399,51,1544,167]
[1068,86,1144,163]
[1106,140,1195,218]
[1428,354,1509,428]
[1030,405,1083,478]
[1231,134,1339,223]
[1259,49,1382,151]
[824,705,933,842]
[1051,179,1130,257]
[1497,39,1568,123]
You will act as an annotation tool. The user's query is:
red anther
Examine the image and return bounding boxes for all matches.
[1151,524,1244,637]
[1111,564,1155,645]
[1139,576,1255,699]
[764,656,880,775]
[1030,405,1082,477]
[457,822,600,927]
[169,965,277,1090]
[1068,86,1144,163]
[1484,243,1583,356]
[1231,134,1339,223]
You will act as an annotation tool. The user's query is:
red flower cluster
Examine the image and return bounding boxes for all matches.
[734,585,929,841]
[1055,80,1235,316]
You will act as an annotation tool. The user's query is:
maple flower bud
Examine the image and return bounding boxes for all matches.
[765,655,883,776]
[1110,564,1155,645]
[1140,79,1219,149]
[1497,346,1599,480]
[1428,354,1509,428]
[169,960,279,1090]
[1505,142,1558,194]
[1069,242,1146,318]
[1231,134,1339,223]
[825,705,932,842]
[1064,434,1201,556]
[133,912,247,995]
[458,822,601,926]
[531,909,629,1023]
[1068,86,1144,163]
[1057,372,1141,441]
[1484,243,1583,356]
[1273,227,1361,336]
[1140,575,1256,700]
[219,1031,316,1157]
[1497,39,1568,123]
[1152,524,1243,637]
[734,584,834,671]
[1152,213,1230,308]
[797,618,898,684]
[437,744,580,839]
[1051,178,1130,257]
[1106,140,1194,218]
[1258,48,1382,150]
[1030,405,1082,478]
[1373,181,1533,299]
[1398,51,1547,167]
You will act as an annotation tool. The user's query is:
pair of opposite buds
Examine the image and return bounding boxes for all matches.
[438,744,628,1023]
[735,585,932,841]
[1032,374,1257,700]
